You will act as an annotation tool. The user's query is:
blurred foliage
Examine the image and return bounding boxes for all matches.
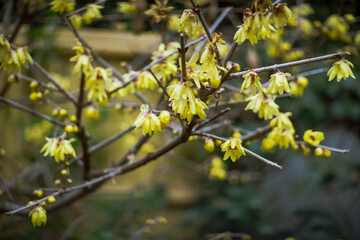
[1,0,360,239]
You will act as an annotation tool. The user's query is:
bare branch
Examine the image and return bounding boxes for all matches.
[0,96,65,128]
[230,52,350,79]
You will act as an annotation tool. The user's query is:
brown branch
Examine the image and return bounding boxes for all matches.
[190,0,223,67]
[195,107,230,130]
[148,69,170,99]
[179,33,187,81]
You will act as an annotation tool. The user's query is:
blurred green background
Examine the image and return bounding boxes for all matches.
[0,0,360,239]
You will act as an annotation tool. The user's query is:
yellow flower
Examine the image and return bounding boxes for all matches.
[303,129,324,146]
[327,59,355,82]
[221,137,246,162]
[267,71,291,95]
[324,15,349,41]
[159,110,170,128]
[29,206,47,227]
[117,1,138,14]
[70,54,93,75]
[40,137,58,157]
[209,157,227,180]
[167,81,208,123]
[245,93,279,120]
[86,105,100,121]
[204,138,215,152]
[240,71,263,95]
[70,14,82,29]
[83,4,104,24]
[145,0,174,23]
[179,9,198,37]
[86,67,112,105]
[136,70,157,91]
[290,76,308,97]
[266,127,297,149]
[54,138,76,163]
[150,43,178,83]
[179,52,202,88]
[50,0,75,14]
[134,104,162,136]
[270,112,293,130]
[269,3,293,29]
[200,44,221,88]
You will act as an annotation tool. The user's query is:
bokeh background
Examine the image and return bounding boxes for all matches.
[1,0,360,239]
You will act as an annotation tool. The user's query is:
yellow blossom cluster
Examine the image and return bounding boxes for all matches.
[0,35,33,73]
[151,43,179,83]
[234,2,293,46]
[263,112,297,151]
[145,0,174,23]
[50,0,75,14]
[134,104,168,136]
[68,4,104,28]
[245,93,279,120]
[167,81,208,124]
[303,129,324,146]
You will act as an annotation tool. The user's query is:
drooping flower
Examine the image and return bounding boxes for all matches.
[86,67,112,105]
[117,1,138,14]
[40,137,58,158]
[269,3,293,29]
[221,137,246,162]
[136,70,157,91]
[290,76,308,97]
[270,112,294,130]
[327,58,355,82]
[245,93,279,120]
[167,81,208,123]
[50,0,75,14]
[29,206,47,227]
[179,9,198,37]
[150,43,178,83]
[200,44,220,88]
[240,71,263,95]
[54,138,76,163]
[266,127,297,149]
[303,129,324,146]
[70,14,82,29]
[266,71,291,95]
[83,4,104,24]
[134,104,162,136]
[145,0,174,23]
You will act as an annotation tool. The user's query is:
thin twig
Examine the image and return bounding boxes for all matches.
[195,107,230,130]
[33,61,77,104]
[0,96,65,128]
[16,74,59,91]
[230,52,350,79]
[296,141,350,154]
[148,69,170,98]
[243,147,283,169]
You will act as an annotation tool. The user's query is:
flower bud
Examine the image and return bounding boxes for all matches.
[60,169,68,176]
[204,138,215,152]
[323,149,331,158]
[48,196,56,204]
[59,109,68,117]
[70,115,77,122]
[159,111,170,126]
[215,140,222,147]
[33,189,43,198]
[54,179,61,185]
[65,125,74,133]
[314,147,323,157]
[30,91,42,102]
